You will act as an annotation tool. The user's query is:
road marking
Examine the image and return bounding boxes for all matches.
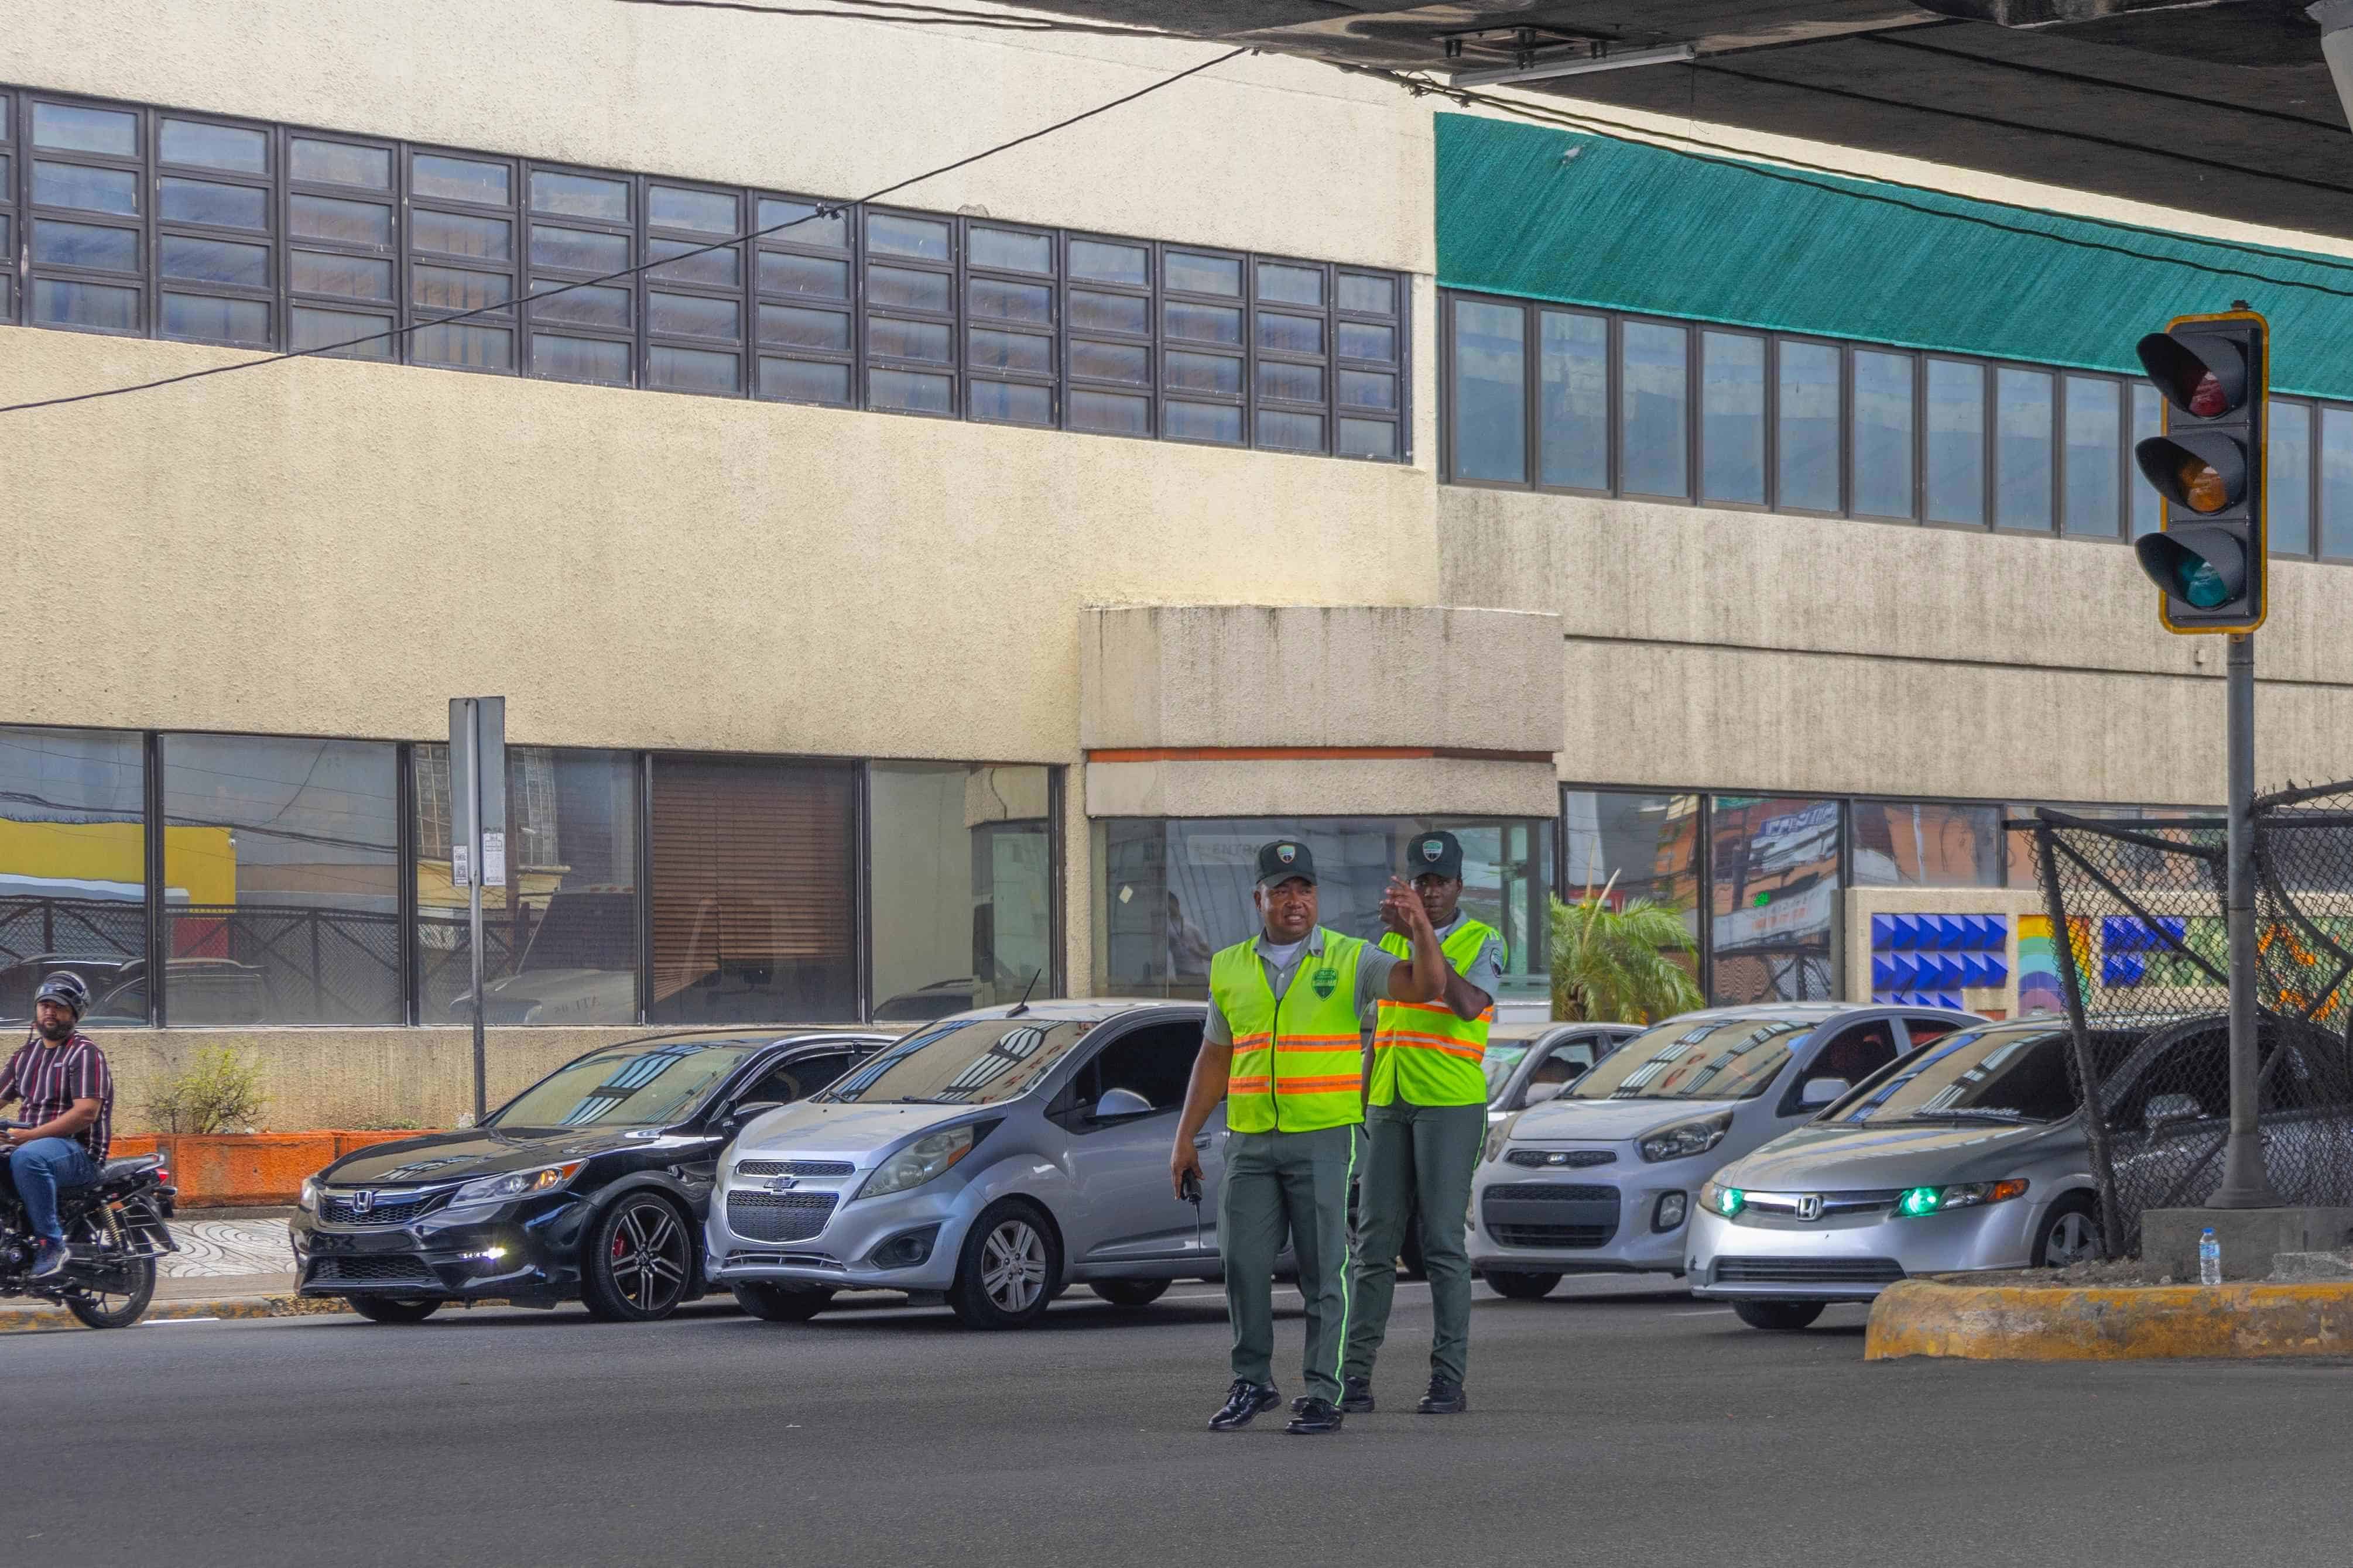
[145,1316,222,1325]
[1162,1282,1435,1304]
[1674,1308,1734,1316]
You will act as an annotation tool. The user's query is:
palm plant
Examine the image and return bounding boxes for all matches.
[1550,872,1704,1024]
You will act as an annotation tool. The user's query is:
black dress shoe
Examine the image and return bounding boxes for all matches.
[1295,1375,1375,1416]
[1416,1377,1467,1414]
[1285,1397,1345,1435]
[1209,1380,1282,1432]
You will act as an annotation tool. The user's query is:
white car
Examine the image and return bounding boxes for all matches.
[1467,1004,1979,1298]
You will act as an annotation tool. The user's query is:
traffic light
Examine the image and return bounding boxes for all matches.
[2131,310,2267,633]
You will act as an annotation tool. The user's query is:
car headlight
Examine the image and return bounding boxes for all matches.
[298,1176,320,1213]
[854,1123,988,1202]
[1698,1179,1744,1219]
[1483,1117,1516,1164]
[1638,1112,1732,1164]
[448,1161,585,1210]
[1894,1179,2029,1217]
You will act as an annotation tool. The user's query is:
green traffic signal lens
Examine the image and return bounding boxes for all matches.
[2177,557,2230,609]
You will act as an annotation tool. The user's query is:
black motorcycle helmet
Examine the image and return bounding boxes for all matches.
[32,971,89,1020]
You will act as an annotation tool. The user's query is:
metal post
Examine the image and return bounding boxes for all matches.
[2211,631,2282,1207]
[2037,821,2122,1259]
[465,722,488,1126]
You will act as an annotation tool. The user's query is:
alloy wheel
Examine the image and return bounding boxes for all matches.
[2044,1209,2100,1268]
[979,1218,1047,1314]
[609,1198,690,1313]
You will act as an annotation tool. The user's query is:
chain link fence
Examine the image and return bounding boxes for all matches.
[2027,794,2353,1257]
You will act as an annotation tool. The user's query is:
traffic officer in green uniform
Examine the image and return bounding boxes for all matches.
[1169,839,1447,1435]
[1340,831,1503,1416]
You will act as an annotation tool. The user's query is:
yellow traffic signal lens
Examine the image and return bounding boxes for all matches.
[2177,455,2229,513]
[2188,370,2227,418]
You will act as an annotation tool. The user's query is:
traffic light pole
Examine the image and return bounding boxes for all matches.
[2212,631,2280,1208]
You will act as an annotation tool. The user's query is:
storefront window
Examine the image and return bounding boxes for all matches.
[1559,790,1701,970]
[1710,796,1839,1004]
[1850,800,2002,888]
[1094,815,1551,1007]
[0,728,146,1024]
[648,756,855,1024]
[869,763,1054,1021]
[415,746,638,1024]
[160,734,402,1025]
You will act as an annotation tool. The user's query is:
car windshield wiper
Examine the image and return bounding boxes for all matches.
[1889,1107,2039,1123]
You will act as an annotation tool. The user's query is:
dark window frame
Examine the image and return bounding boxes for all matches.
[23,91,150,339]
[151,106,276,351]
[645,174,746,398]
[0,81,1406,464]
[522,159,638,390]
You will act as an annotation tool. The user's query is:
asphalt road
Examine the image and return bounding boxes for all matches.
[7,1277,2351,1568]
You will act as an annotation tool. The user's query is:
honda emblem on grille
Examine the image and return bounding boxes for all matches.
[765,1175,799,1193]
[351,1189,375,1217]
[1796,1194,1823,1222]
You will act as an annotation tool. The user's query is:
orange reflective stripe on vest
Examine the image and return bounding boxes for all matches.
[1211,929,1368,1134]
[1367,919,1499,1108]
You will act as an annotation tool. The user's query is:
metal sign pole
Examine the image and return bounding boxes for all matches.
[2212,631,2280,1207]
[464,708,488,1126]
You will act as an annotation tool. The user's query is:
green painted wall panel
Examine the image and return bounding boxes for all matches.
[1436,112,2353,400]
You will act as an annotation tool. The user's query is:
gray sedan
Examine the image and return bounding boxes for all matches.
[1688,1015,2198,1329]
[705,1000,1220,1329]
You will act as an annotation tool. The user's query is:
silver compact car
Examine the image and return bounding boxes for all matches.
[1687,1011,2340,1329]
[705,1000,1219,1329]
[1481,1021,1642,1121]
[1468,1004,1979,1299]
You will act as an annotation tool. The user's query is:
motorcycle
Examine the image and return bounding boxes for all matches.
[0,1119,179,1328]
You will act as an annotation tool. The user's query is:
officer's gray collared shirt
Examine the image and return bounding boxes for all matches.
[1201,927,1400,1047]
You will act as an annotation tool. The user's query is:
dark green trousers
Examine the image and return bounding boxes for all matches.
[1343,1098,1485,1386]
[1221,1124,1358,1403]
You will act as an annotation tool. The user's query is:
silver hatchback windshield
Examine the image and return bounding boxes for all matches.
[821,1018,1096,1106]
[1567,1016,1813,1101]
[1834,1024,2074,1125]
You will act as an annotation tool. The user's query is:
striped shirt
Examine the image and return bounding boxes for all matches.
[0,1032,112,1161]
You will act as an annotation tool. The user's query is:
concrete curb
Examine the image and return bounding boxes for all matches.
[1865,1277,2353,1361]
[0,1291,345,1334]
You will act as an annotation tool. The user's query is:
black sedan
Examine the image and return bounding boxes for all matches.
[291,1028,888,1324]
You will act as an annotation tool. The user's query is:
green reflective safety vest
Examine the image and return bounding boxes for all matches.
[1211,928,1369,1134]
[1366,919,1500,1108]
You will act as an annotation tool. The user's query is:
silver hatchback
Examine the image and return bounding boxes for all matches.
[705,1000,1221,1329]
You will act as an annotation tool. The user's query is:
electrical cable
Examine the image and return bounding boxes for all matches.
[609,0,1186,37]
[0,44,1250,417]
[1342,64,2353,302]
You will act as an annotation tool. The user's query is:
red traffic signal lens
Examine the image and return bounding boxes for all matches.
[2189,371,2226,418]
[2177,454,2229,513]
[2135,331,2248,420]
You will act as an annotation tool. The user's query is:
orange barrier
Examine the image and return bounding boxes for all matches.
[108,1130,433,1207]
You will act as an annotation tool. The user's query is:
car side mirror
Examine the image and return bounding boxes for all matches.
[727,1100,785,1130]
[2145,1092,2200,1131]
[1091,1087,1156,1123]
[1523,1083,1565,1106]
[1798,1077,1850,1110]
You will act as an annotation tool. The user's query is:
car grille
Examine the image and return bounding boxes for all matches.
[1481,1182,1620,1250]
[736,1159,854,1178]
[1711,1257,1906,1285]
[307,1255,437,1286]
[725,1251,845,1271]
[727,1191,839,1242]
[1506,1148,1616,1169]
[1738,1190,1903,1218]
[320,1189,445,1226]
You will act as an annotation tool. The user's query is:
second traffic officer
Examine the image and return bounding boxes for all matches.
[1341,830,1504,1416]
[1169,838,1447,1436]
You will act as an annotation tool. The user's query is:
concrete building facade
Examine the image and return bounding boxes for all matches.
[4,1,2350,1127]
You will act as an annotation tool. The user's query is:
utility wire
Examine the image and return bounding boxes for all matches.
[610,0,1183,37]
[1351,66,2353,303]
[0,44,1250,417]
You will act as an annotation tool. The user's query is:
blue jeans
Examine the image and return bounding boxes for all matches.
[7,1138,98,1243]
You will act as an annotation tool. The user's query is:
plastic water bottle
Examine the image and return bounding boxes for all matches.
[2199,1227,2222,1286]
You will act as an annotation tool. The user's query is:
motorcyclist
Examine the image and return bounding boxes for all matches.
[0,973,112,1281]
